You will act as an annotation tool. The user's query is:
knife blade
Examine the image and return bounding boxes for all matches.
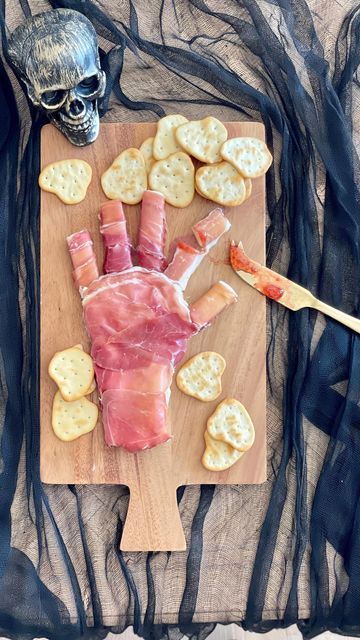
[230,241,360,334]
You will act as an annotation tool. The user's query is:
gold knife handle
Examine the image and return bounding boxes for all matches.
[312,299,360,334]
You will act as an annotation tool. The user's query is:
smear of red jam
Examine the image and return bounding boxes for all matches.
[209,256,231,266]
[261,284,285,301]
[230,244,286,301]
[177,241,200,254]
[230,244,259,274]
[196,229,207,246]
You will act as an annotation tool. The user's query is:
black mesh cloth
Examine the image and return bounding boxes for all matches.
[0,0,360,638]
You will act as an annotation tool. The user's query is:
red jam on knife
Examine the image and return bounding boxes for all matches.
[260,284,285,301]
[230,242,286,301]
[230,243,259,274]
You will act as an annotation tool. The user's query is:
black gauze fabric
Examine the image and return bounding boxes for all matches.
[0,0,359,638]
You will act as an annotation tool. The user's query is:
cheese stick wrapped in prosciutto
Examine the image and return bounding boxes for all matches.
[137,190,167,271]
[99,200,132,273]
[165,208,231,289]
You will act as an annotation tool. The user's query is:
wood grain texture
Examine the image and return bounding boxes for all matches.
[40,121,266,552]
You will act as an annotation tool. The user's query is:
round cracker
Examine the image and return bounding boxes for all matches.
[196,162,246,206]
[139,137,156,174]
[48,346,94,402]
[176,351,226,402]
[202,431,244,471]
[153,114,188,160]
[175,117,228,164]
[149,151,194,208]
[221,137,272,178]
[39,159,92,205]
[52,391,98,442]
[101,148,147,204]
[207,398,255,451]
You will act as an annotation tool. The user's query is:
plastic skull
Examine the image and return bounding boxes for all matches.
[8,9,106,146]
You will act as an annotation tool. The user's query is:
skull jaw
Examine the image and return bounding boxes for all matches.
[47,100,100,147]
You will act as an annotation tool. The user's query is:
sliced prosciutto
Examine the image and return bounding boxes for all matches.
[81,268,196,450]
[137,190,167,271]
[165,207,231,288]
[102,389,169,451]
[99,200,132,273]
[164,242,205,289]
[67,230,99,291]
[192,207,231,248]
[68,192,237,453]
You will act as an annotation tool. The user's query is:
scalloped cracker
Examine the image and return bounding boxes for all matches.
[149,151,194,207]
[153,114,188,160]
[49,346,95,402]
[207,398,255,451]
[196,162,246,206]
[244,178,252,200]
[176,351,226,402]
[221,137,272,178]
[52,390,98,442]
[101,148,147,204]
[85,378,97,395]
[176,117,228,164]
[139,137,156,174]
[39,159,92,205]
[202,431,244,471]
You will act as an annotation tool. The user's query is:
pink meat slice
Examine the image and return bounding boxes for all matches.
[84,269,190,342]
[102,389,169,451]
[165,209,231,288]
[192,207,231,248]
[137,190,167,271]
[68,202,237,454]
[82,267,197,451]
[100,200,132,273]
[92,313,195,367]
[94,361,172,393]
[165,242,205,289]
[67,230,99,290]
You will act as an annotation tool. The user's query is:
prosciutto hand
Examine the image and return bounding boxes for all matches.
[67,191,237,453]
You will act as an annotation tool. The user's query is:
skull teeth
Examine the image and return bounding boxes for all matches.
[59,105,96,130]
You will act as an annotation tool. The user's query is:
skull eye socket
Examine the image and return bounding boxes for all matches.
[40,89,67,109]
[76,75,101,97]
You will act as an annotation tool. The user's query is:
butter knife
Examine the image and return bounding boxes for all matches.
[230,241,360,334]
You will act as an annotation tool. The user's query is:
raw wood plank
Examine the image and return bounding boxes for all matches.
[40,121,266,551]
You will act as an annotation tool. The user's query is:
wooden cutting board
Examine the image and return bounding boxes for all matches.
[40,121,266,552]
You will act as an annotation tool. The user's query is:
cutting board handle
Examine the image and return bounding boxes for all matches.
[120,449,186,552]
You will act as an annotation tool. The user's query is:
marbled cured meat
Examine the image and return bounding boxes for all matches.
[68,193,237,453]
[165,207,231,288]
[137,190,167,271]
[192,207,231,248]
[100,200,132,273]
